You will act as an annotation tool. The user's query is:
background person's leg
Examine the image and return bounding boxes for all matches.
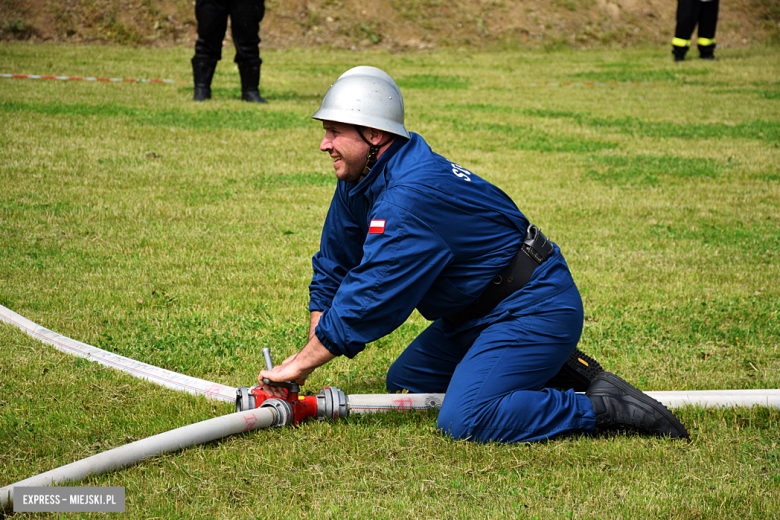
[697,0,719,59]
[672,0,701,61]
[229,0,263,64]
[230,0,266,102]
[194,0,230,61]
[192,0,229,100]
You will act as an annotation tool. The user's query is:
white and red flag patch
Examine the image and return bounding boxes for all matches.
[369,219,386,234]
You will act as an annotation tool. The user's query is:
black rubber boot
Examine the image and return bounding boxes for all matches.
[192,58,217,101]
[543,348,604,392]
[672,45,688,62]
[586,372,690,439]
[698,44,717,60]
[238,61,267,103]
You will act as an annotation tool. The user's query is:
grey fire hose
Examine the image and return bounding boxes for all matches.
[0,407,277,510]
[0,389,446,512]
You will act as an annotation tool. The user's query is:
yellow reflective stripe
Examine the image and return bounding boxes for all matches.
[697,37,716,46]
[672,37,691,47]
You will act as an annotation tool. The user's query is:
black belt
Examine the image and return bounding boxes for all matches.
[444,225,554,327]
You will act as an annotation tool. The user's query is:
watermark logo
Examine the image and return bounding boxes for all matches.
[14,487,125,513]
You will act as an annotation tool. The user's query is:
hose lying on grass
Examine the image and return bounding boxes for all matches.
[2,304,778,511]
[0,407,277,510]
[3,385,778,511]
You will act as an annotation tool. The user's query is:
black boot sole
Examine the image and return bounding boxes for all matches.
[543,348,604,392]
[591,372,690,440]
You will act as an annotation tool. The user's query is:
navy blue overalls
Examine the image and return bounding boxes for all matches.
[310,133,596,442]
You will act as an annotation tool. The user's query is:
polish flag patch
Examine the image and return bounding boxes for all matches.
[369,219,386,234]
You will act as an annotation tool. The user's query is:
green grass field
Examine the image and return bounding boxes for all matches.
[1,41,779,518]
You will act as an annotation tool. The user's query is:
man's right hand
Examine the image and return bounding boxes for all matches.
[257,334,336,399]
[258,355,309,398]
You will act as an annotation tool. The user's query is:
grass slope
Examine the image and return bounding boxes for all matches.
[2,0,779,51]
[1,42,779,518]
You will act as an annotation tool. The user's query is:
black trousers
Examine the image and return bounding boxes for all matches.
[674,0,719,44]
[193,0,265,64]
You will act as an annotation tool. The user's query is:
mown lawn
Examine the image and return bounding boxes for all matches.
[1,41,779,518]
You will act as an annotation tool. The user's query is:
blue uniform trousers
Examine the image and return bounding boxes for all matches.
[386,282,596,443]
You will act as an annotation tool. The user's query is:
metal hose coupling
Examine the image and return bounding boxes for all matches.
[235,386,257,413]
[260,398,294,427]
[316,387,348,420]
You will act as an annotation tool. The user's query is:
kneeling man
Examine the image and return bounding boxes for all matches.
[259,67,688,443]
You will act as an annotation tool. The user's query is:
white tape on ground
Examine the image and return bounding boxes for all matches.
[0,305,236,402]
[1,73,179,83]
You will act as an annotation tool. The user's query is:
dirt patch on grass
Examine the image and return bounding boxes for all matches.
[1,0,779,50]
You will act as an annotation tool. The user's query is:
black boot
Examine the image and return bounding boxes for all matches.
[192,58,217,101]
[672,45,688,62]
[543,348,604,392]
[238,61,267,103]
[586,372,690,439]
[699,44,717,60]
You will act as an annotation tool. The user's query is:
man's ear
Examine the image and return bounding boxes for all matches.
[367,128,385,146]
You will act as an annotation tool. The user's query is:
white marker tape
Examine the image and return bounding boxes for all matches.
[1,73,178,84]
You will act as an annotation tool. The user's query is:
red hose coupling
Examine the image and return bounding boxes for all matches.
[235,386,347,426]
[292,395,319,424]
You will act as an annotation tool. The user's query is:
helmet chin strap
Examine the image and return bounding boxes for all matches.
[355,126,393,178]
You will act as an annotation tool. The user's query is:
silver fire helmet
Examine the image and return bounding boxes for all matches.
[336,66,402,99]
[312,66,409,139]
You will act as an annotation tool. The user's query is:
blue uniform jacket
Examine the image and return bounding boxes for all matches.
[310,133,575,358]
